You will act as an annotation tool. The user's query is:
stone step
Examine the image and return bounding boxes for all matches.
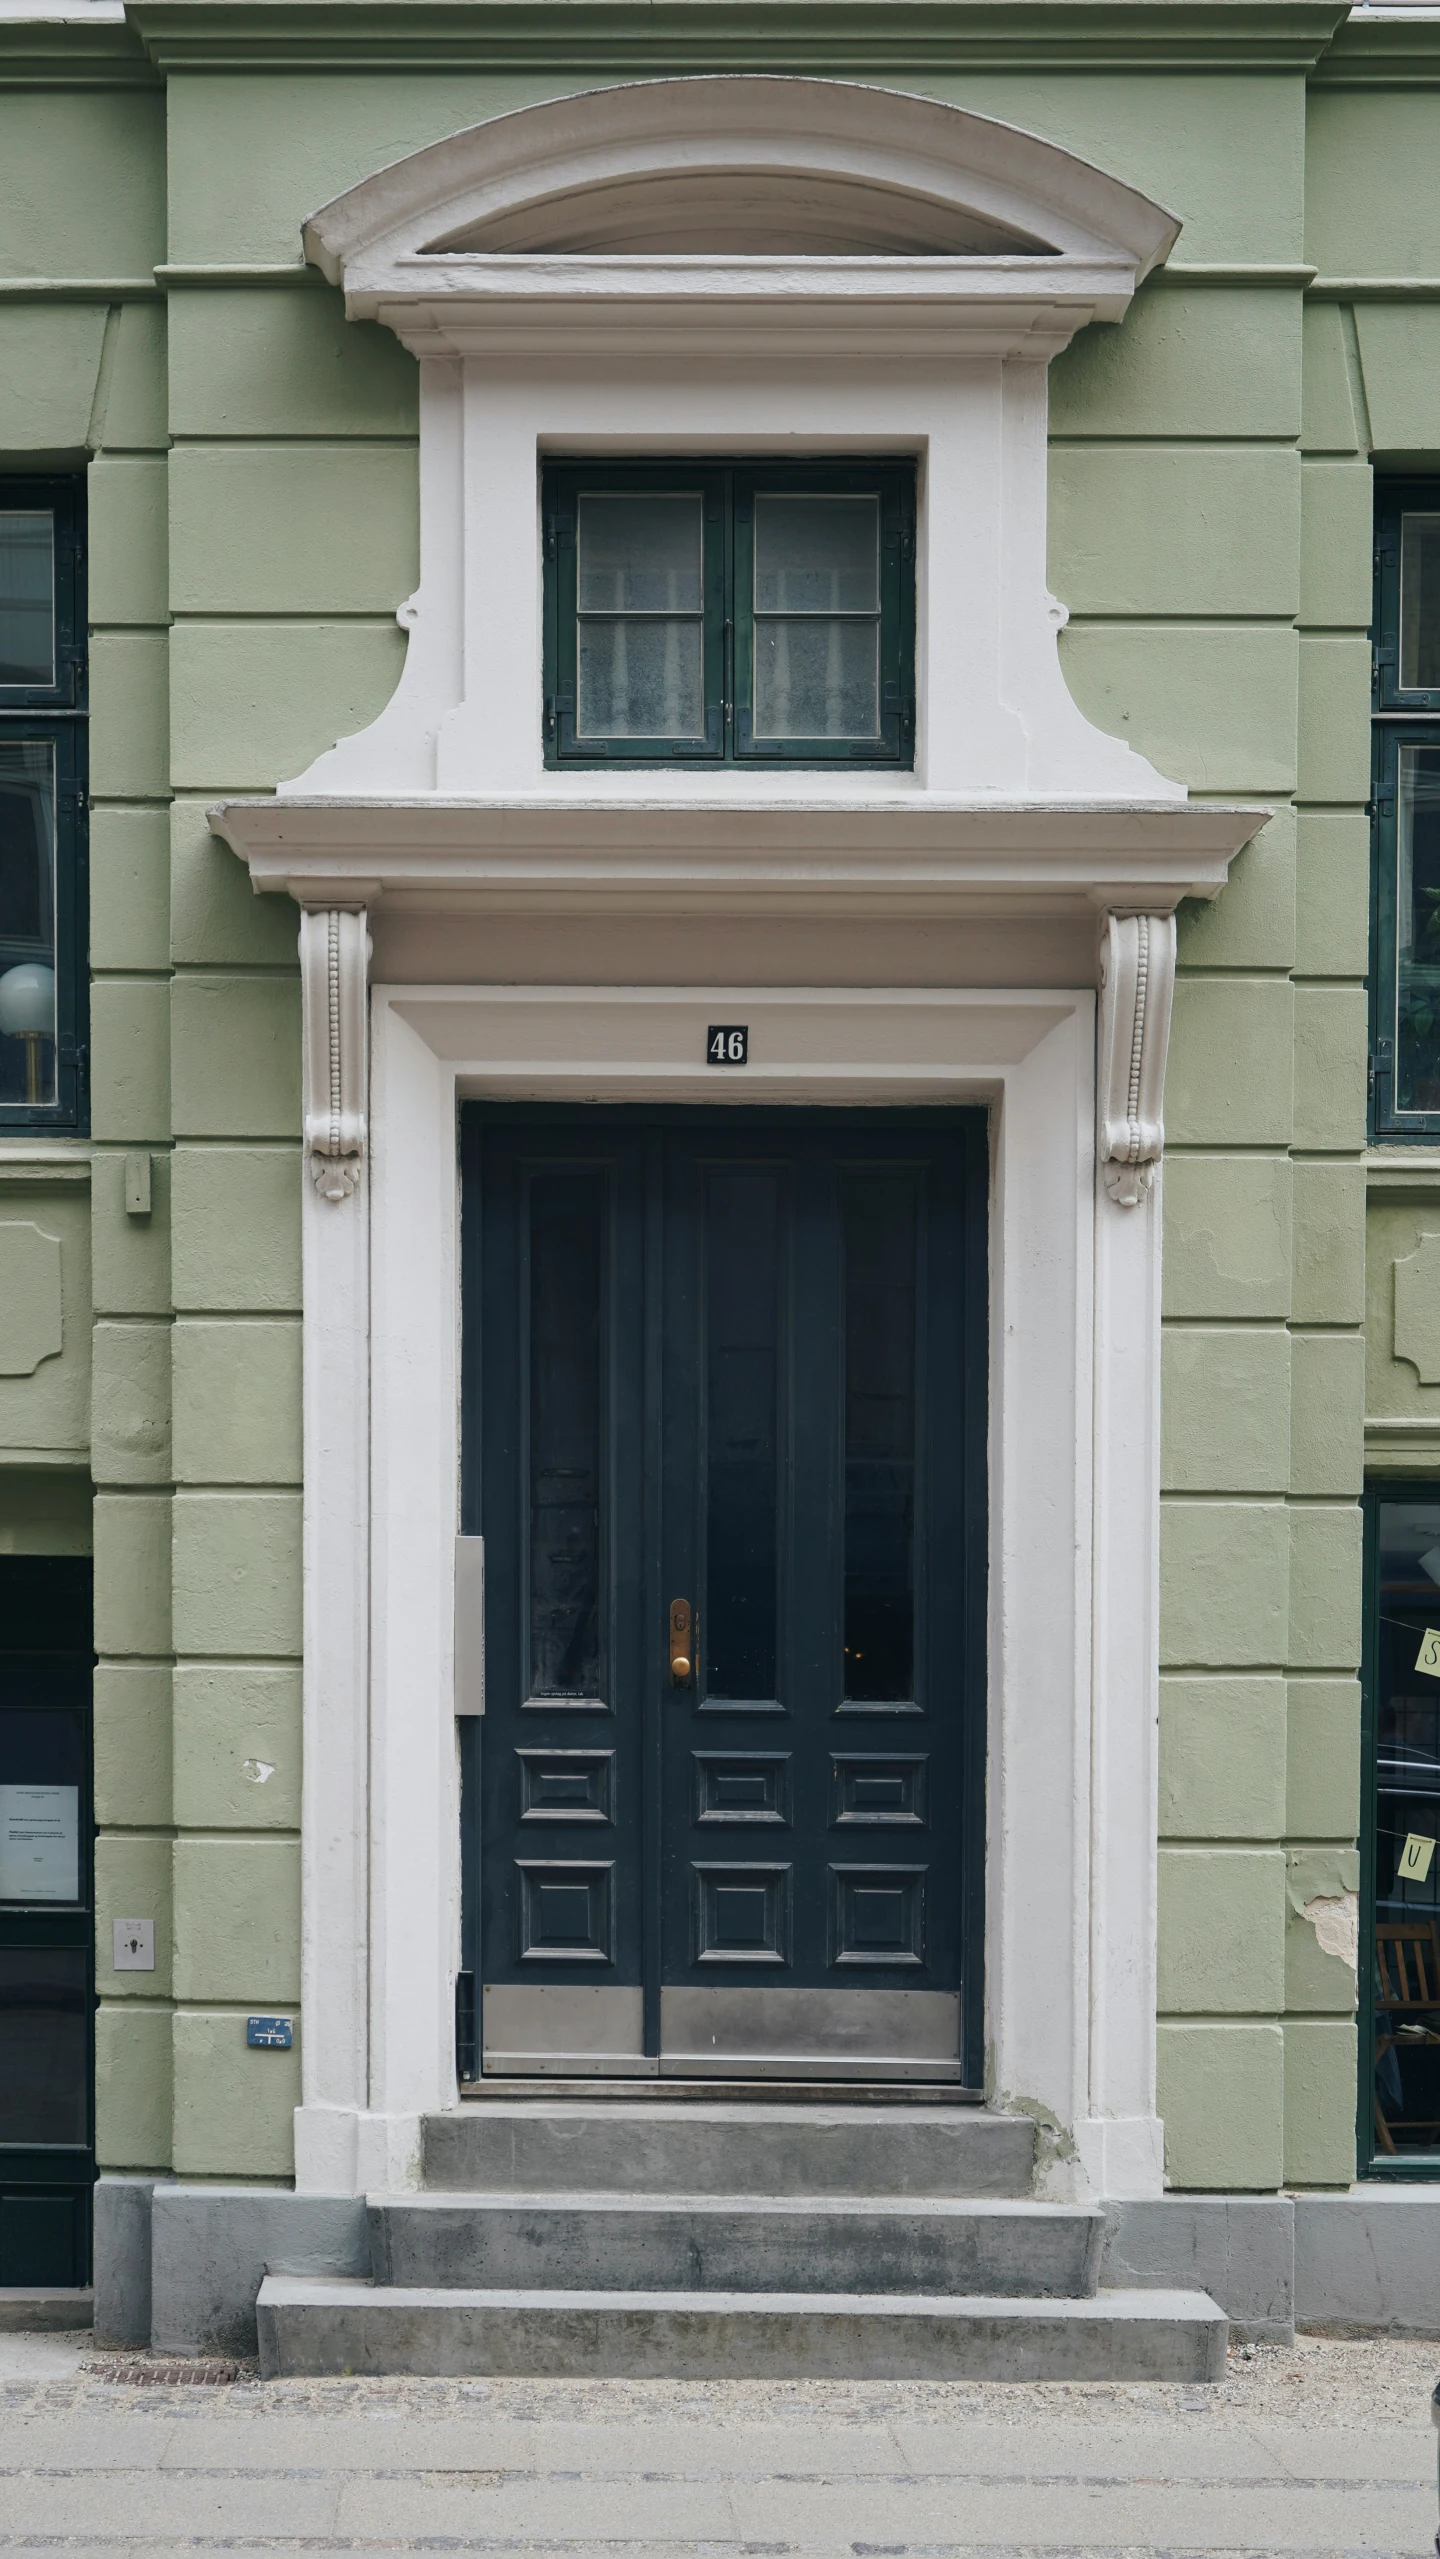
[371,2192,1100,2297]
[0,2288,93,2334]
[421,2103,1035,2199]
[257,2275,1227,2383]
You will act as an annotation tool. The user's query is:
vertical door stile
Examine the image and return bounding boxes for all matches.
[791,1137,839,1993]
[641,1128,666,2064]
[959,1116,992,2091]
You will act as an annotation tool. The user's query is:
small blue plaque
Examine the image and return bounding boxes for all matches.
[247,2014,293,2049]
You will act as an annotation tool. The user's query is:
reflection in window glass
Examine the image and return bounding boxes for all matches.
[1394,748,1440,1115]
[704,1171,780,1700]
[1372,1501,1440,2156]
[1400,514,1440,692]
[528,1172,603,1698]
[754,496,878,615]
[0,512,54,689]
[0,1948,87,2145]
[842,1173,917,1701]
[0,741,57,1108]
[753,495,881,740]
[576,491,704,739]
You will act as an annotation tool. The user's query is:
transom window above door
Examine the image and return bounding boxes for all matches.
[542,463,915,768]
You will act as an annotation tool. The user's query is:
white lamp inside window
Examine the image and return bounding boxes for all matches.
[0,959,55,1103]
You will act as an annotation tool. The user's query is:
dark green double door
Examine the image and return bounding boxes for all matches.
[462,1106,986,2082]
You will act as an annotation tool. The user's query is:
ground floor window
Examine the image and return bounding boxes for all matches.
[1363,1487,1440,2167]
[0,1556,94,2283]
[0,479,88,1133]
[1371,479,1440,1137]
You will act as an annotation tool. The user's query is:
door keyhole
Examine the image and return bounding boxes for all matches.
[669,1598,693,1687]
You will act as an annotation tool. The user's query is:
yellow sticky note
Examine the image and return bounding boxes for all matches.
[1401,1833,1437,1884]
[1417,1629,1440,1680]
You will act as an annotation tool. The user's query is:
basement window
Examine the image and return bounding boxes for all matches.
[1363,1489,1440,2172]
[542,462,915,769]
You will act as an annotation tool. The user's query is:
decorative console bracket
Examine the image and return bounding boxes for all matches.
[1097,910,1177,1208]
[300,906,371,1202]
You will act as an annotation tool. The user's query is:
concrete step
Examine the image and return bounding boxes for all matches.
[257,2275,1227,2383]
[421,2103,1035,2199]
[0,2288,93,2333]
[371,2192,1100,2297]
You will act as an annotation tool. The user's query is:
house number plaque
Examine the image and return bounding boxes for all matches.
[707,1025,748,1065]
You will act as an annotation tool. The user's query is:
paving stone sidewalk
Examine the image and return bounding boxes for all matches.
[0,2332,1437,2558]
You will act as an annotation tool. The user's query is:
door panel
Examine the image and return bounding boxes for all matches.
[465,1106,986,2084]
[474,1123,649,2071]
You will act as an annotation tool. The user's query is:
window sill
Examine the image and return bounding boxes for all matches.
[0,1141,91,1179]
[1366,1148,1440,1188]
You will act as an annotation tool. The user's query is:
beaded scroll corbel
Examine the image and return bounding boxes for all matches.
[1096,911,1177,1208]
[299,907,370,1203]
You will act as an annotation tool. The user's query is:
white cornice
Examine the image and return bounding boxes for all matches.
[207,795,1266,920]
[367,257,1138,363]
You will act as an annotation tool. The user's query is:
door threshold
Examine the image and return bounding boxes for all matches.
[460,2078,985,2105]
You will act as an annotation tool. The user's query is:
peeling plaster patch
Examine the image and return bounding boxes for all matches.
[993,2077,1076,2189]
[1302,1890,1359,1979]
[241,1759,276,1785]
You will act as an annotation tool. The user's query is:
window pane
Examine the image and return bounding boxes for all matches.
[0,1949,87,2146]
[843,1173,917,1702]
[578,617,703,738]
[0,740,57,1109]
[705,1171,780,1701]
[528,1172,603,1699]
[577,492,703,613]
[1394,745,1440,1114]
[1400,514,1440,692]
[0,513,54,688]
[754,495,879,614]
[1372,1501,1440,2158]
[754,618,879,740]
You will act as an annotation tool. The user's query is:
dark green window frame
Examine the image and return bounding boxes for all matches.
[1370,480,1440,1139]
[0,475,88,1136]
[542,460,915,770]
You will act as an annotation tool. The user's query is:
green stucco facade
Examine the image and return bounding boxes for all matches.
[3,0,1438,2209]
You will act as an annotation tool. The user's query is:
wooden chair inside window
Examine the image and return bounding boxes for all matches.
[1374,1918,1440,2154]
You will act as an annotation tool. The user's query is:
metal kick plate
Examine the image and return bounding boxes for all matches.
[482,1982,961,2079]
[659,1985,962,2079]
[482,1982,653,2075]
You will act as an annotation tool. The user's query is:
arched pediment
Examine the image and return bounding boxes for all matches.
[303,76,1179,353]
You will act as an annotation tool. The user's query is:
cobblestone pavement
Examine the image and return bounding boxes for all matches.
[0,2332,1437,2558]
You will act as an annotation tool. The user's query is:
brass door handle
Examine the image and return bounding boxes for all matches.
[669,1598,693,1687]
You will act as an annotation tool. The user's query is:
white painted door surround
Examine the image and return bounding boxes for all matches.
[210,77,1267,2201]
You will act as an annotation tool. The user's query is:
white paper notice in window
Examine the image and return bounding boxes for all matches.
[0,1783,80,1901]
